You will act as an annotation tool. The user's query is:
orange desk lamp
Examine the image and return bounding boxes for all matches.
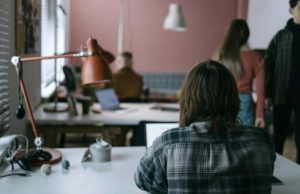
[10,38,113,165]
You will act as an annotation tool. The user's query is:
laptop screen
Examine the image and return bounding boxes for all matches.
[95,88,120,110]
[145,123,178,147]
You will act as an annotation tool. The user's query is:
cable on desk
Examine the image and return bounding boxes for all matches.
[0,171,30,178]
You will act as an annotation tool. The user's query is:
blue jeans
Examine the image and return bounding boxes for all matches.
[238,93,255,126]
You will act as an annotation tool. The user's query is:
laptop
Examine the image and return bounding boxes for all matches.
[95,88,124,111]
[145,123,178,148]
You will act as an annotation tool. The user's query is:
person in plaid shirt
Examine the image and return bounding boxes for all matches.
[134,60,275,194]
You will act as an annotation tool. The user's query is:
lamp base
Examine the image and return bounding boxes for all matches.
[15,148,62,169]
[43,102,69,112]
[30,148,62,166]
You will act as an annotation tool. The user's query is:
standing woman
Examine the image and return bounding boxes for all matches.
[214,19,265,128]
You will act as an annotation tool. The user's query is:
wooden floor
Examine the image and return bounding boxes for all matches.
[283,135,297,162]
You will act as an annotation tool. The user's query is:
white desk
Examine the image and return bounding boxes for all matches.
[0,147,147,194]
[33,103,180,126]
[32,103,180,146]
[0,148,299,194]
[272,154,300,194]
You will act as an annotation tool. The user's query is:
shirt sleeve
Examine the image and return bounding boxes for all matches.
[264,34,278,99]
[134,145,167,193]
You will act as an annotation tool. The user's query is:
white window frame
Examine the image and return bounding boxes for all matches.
[41,0,68,98]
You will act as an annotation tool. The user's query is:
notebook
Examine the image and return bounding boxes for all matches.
[145,123,178,147]
[95,88,124,111]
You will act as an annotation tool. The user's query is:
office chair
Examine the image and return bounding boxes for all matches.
[62,65,77,93]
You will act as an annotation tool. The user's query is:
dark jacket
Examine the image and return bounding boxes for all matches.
[264,19,293,105]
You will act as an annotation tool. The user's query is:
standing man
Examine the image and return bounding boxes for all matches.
[265,0,300,164]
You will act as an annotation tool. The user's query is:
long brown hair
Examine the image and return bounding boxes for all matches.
[179,60,240,130]
[215,19,250,79]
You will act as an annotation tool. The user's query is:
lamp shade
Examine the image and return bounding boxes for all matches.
[163,3,186,32]
[81,38,113,86]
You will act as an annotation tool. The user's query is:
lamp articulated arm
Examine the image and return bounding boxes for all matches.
[8,38,113,167]
[11,51,93,149]
[11,38,114,149]
[11,51,93,66]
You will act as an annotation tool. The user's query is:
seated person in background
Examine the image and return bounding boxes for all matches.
[113,51,143,101]
[80,39,116,101]
[134,60,275,194]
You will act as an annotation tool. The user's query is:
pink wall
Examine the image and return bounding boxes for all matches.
[70,0,247,73]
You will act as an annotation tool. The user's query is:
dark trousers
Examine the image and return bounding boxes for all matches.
[273,96,300,164]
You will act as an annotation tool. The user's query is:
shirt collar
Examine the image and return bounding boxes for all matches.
[190,120,239,134]
[190,121,213,133]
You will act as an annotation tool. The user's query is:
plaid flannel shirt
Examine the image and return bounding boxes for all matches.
[134,121,275,194]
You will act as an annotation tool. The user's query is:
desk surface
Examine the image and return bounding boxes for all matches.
[0,147,147,194]
[0,147,299,194]
[33,103,180,126]
[272,154,300,194]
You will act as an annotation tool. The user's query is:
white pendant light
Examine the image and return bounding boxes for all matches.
[163,3,186,32]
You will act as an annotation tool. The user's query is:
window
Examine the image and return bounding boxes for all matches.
[0,0,11,136]
[41,0,67,98]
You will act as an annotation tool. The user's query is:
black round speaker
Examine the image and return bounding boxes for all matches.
[16,104,25,119]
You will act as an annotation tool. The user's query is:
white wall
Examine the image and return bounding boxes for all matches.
[248,0,291,49]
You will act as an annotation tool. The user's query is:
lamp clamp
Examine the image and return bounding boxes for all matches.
[11,56,21,67]
[34,137,43,149]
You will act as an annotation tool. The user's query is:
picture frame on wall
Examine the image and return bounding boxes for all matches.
[15,0,40,56]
